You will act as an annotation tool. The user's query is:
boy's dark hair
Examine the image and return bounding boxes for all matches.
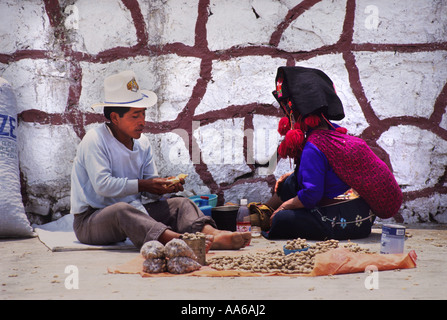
[104,107,130,120]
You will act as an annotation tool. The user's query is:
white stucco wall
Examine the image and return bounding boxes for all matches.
[1,0,446,224]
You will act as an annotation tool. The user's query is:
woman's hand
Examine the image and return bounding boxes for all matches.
[270,196,305,225]
[138,177,185,195]
[274,171,294,193]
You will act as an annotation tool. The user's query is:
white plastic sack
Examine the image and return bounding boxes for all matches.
[0,77,34,237]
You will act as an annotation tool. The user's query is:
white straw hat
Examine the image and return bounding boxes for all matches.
[91,70,157,109]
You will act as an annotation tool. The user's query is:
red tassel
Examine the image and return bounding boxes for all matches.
[336,127,348,134]
[278,128,306,159]
[278,117,290,136]
[294,114,306,132]
[293,121,303,131]
[304,114,321,128]
[277,140,288,159]
[284,129,304,156]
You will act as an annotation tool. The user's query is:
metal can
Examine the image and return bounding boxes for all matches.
[182,237,206,265]
[380,224,406,254]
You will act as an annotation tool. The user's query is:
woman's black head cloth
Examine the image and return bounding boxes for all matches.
[272,66,345,121]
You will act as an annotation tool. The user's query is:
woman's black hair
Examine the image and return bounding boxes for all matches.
[104,107,131,120]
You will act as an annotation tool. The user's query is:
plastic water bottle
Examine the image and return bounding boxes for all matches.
[236,199,251,245]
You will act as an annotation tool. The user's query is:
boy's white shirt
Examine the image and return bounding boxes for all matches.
[70,123,159,215]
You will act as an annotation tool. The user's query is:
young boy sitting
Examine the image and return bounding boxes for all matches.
[70,70,251,250]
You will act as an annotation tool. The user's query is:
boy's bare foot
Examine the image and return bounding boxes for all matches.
[209,230,251,250]
[202,224,251,250]
[205,235,214,253]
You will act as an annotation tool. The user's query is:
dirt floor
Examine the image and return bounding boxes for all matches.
[1,224,447,301]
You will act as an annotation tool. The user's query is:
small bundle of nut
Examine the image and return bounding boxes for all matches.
[141,240,165,259]
[208,238,374,274]
[164,238,198,260]
[140,239,201,274]
[142,258,167,274]
[167,256,201,274]
[140,240,167,273]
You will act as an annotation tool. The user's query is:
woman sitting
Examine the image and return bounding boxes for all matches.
[262,66,402,240]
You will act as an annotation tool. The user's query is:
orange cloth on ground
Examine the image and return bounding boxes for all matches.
[108,249,417,277]
[310,248,417,276]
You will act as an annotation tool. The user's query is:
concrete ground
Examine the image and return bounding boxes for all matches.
[1,224,446,300]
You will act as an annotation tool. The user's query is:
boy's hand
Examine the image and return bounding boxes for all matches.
[138,177,185,195]
[166,173,188,187]
[165,176,185,193]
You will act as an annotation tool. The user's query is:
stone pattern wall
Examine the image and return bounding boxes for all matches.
[0,0,446,224]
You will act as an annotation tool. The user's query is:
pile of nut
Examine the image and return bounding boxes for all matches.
[284,238,308,250]
[207,238,372,274]
[140,238,201,274]
[342,240,372,254]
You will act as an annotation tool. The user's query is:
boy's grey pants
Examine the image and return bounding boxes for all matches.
[73,198,216,249]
